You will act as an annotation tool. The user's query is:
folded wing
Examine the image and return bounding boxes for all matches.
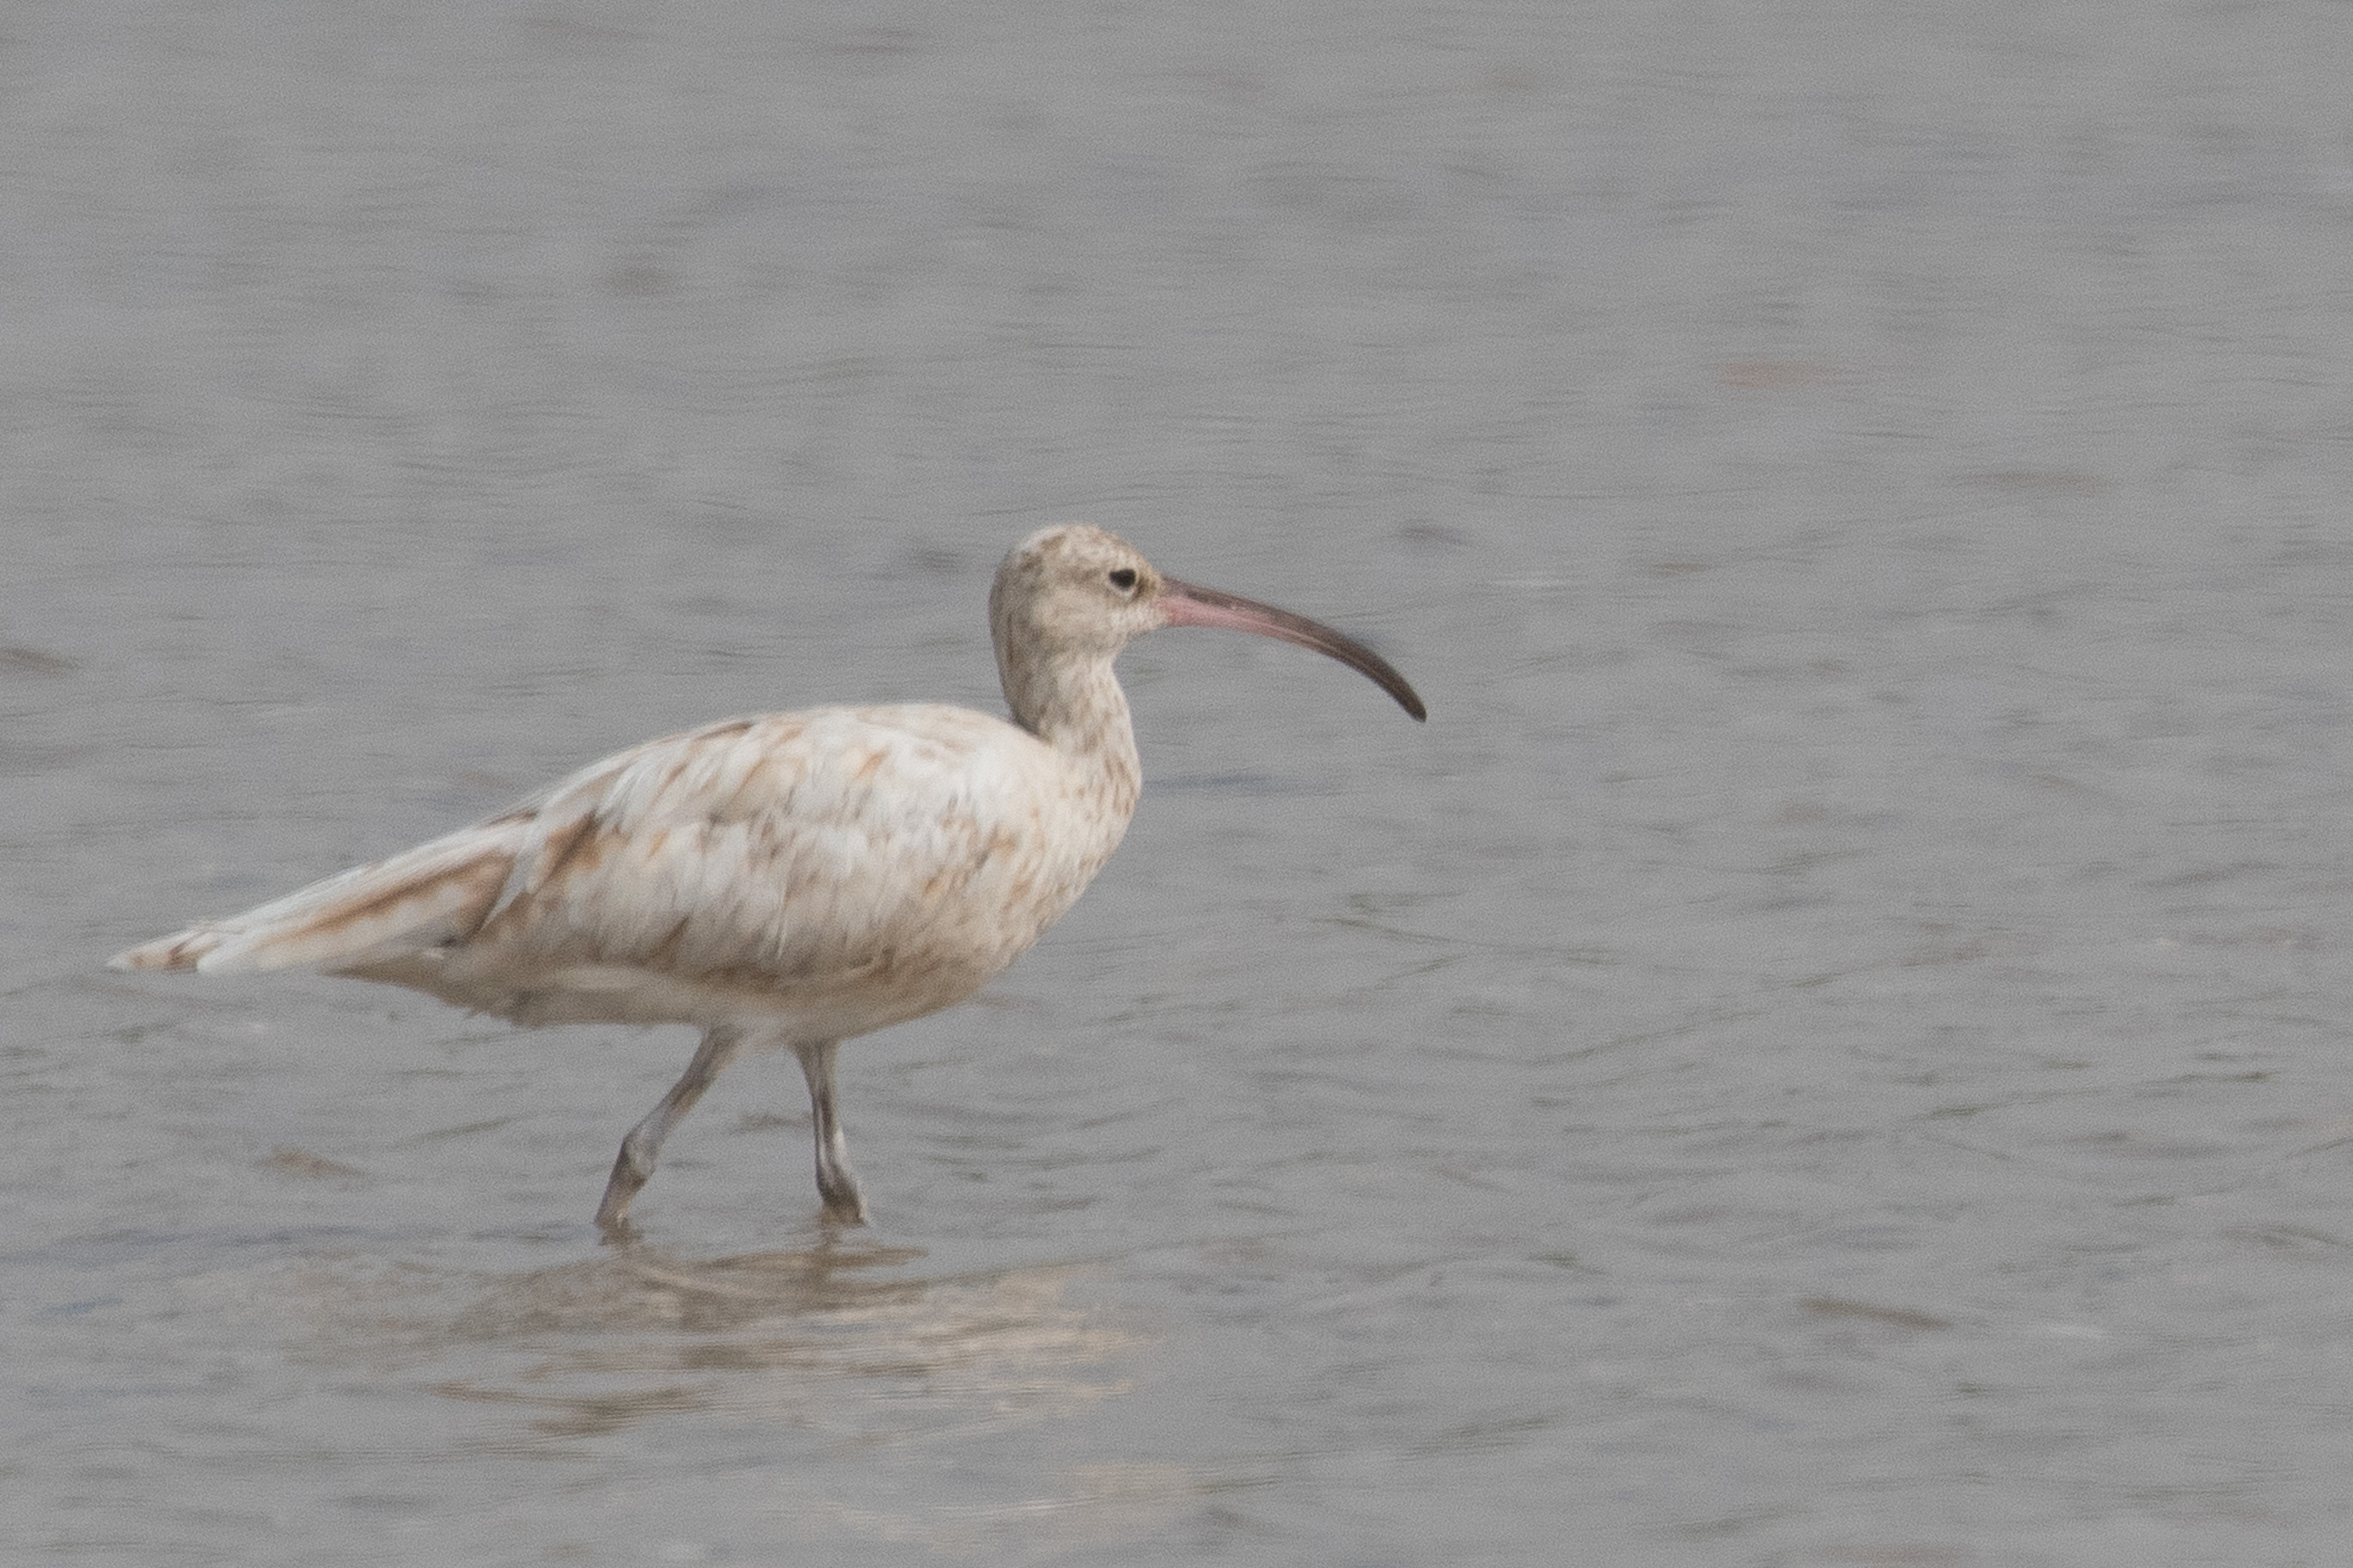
[108,706,1058,1017]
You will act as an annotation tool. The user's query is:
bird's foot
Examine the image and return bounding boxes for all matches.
[594,1145,652,1239]
[816,1168,869,1227]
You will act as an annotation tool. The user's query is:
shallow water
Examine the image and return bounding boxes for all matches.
[8,2,2353,1563]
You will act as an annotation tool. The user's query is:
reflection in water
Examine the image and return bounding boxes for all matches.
[287,1242,1191,1552]
[298,1241,1140,1439]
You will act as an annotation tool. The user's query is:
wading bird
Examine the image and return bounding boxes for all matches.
[111,525,1425,1234]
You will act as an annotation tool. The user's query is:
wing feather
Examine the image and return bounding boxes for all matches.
[112,704,1095,1029]
[106,819,527,975]
[479,707,1054,985]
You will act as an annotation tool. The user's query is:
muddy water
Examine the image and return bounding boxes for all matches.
[8,3,2353,1563]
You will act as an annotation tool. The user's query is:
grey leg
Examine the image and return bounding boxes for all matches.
[793,1039,867,1224]
[595,1024,748,1236]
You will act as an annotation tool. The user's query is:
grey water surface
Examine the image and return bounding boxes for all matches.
[7,3,2353,1564]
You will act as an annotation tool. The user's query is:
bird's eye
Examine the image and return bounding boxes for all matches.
[1107,568,1138,593]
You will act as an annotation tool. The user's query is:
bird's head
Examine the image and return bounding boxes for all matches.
[989,524,1426,723]
[988,524,1170,662]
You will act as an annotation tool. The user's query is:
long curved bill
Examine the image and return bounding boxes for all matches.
[1158,577,1427,721]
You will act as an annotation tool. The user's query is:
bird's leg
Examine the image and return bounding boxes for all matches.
[595,1023,749,1238]
[792,1039,867,1225]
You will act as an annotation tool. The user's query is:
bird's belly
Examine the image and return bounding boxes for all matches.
[342,898,1054,1040]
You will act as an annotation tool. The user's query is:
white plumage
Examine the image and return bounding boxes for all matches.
[112,524,1424,1232]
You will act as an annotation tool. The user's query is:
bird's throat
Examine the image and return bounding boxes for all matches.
[1008,655,1143,821]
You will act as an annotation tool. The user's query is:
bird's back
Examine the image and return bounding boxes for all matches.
[112,704,1133,1039]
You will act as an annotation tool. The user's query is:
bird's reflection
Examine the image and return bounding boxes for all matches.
[297,1238,1146,1446]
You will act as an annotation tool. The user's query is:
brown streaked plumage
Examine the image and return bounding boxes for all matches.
[109,525,1426,1234]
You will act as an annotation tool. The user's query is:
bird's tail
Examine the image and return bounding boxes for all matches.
[107,821,529,977]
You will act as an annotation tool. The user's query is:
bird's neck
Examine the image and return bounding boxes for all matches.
[1004,652,1143,818]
